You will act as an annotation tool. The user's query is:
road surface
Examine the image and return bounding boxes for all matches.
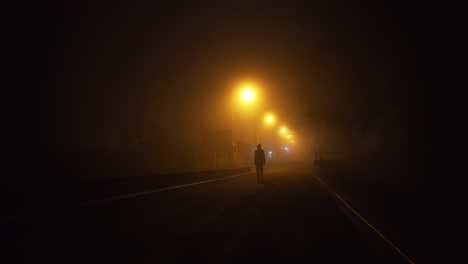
[7,164,387,263]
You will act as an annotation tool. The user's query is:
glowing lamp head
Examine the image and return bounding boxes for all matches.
[241,88,255,103]
[264,114,276,126]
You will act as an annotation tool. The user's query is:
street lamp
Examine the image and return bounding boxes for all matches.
[264,113,276,126]
[231,85,258,165]
[255,113,276,145]
[279,126,288,135]
[241,88,255,103]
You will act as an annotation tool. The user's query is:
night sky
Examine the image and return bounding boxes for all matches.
[7,1,464,183]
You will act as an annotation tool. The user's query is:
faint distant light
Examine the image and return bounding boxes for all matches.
[284,147,289,151]
[269,151,273,158]
[279,127,288,134]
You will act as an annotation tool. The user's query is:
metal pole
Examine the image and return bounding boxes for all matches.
[254,114,257,146]
[231,102,234,167]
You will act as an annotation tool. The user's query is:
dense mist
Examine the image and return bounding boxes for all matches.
[7,1,463,186]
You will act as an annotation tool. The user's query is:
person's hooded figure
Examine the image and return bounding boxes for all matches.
[254,144,266,183]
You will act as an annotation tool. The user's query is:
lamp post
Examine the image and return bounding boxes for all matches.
[259,113,276,144]
[230,99,235,167]
[241,88,257,146]
[231,86,257,166]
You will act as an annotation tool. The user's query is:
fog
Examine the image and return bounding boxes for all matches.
[7,2,462,186]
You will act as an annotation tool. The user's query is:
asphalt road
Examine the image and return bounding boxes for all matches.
[312,163,443,264]
[7,165,386,264]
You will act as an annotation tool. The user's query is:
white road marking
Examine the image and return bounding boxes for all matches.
[312,172,415,264]
[3,172,253,221]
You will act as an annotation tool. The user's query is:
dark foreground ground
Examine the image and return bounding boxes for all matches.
[312,159,453,264]
[5,165,388,264]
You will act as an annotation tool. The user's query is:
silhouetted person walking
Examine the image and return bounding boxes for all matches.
[254,144,266,183]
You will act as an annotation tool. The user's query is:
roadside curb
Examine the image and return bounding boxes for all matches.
[312,166,416,264]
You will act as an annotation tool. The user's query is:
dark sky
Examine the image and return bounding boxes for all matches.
[7,1,464,155]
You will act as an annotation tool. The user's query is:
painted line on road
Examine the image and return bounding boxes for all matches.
[3,172,253,221]
[312,172,415,264]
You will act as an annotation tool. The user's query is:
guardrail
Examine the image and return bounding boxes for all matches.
[314,151,349,161]
[314,151,350,166]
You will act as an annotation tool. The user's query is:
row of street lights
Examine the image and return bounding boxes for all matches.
[231,82,296,148]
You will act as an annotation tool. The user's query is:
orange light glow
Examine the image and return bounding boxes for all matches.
[264,113,276,126]
[240,88,255,103]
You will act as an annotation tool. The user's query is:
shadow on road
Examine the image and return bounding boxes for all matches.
[258,179,275,187]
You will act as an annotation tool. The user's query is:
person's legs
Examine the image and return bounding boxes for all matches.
[256,165,260,182]
[260,165,264,181]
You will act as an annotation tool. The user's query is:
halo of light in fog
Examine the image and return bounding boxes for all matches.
[240,88,255,103]
[264,113,276,126]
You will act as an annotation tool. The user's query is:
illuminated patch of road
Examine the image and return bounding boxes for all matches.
[3,172,253,221]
